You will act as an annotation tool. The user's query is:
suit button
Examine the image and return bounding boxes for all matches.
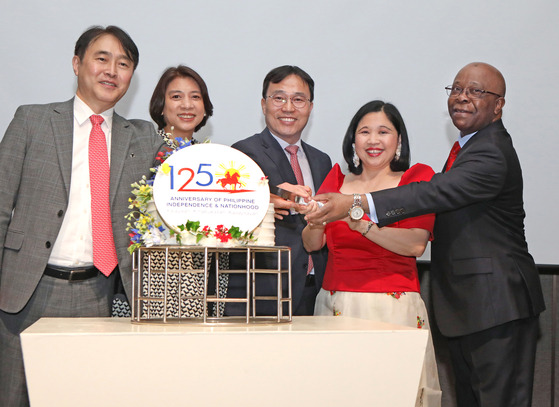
[45,241,51,249]
[303,263,308,269]
[57,210,64,217]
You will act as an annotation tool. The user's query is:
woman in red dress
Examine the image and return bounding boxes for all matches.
[303,100,441,407]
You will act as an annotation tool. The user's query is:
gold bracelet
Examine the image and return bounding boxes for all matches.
[362,220,374,236]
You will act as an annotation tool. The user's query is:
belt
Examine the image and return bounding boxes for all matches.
[44,265,100,282]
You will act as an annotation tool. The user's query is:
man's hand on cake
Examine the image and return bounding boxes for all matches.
[270,193,298,220]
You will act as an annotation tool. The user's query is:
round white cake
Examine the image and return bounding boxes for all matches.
[251,203,275,246]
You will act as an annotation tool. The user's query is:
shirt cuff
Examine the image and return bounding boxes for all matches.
[366,193,379,223]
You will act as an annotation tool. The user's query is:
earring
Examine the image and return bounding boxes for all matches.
[395,141,401,161]
[352,143,360,167]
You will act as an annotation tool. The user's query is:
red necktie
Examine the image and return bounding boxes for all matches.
[89,115,118,276]
[444,141,461,172]
[285,145,313,276]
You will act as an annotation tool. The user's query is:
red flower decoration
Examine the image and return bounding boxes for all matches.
[214,225,232,242]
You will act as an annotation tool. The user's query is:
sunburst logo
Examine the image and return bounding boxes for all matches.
[215,162,250,191]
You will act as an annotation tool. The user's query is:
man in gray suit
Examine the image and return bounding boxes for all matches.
[307,62,545,407]
[0,26,164,406]
[227,66,331,317]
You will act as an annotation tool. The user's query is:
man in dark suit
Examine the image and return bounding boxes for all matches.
[0,26,164,406]
[307,62,545,407]
[227,65,331,316]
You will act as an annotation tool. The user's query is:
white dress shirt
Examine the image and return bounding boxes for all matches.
[269,132,316,194]
[48,96,114,267]
[269,132,316,275]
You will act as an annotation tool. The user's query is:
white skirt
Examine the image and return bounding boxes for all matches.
[315,289,442,407]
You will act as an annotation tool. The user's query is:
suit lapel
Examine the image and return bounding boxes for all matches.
[51,100,75,196]
[261,129,298,185]
[301,141,323,190]
[442,120,505,172]
[109,113,133,205]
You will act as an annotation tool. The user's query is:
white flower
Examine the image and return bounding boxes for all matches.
[143,225,167,247]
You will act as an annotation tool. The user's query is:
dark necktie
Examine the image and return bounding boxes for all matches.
[444,141,461,172]
[89,115,118,276]
[285,145,313,276]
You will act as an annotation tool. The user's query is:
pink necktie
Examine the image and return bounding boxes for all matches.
[444,141,461,172]
[285,145,313,276]
[89,115,118,276]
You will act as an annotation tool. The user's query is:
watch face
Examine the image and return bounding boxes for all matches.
[350,206,365,220]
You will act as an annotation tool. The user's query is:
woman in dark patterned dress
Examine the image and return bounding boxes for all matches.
[145,65,228,318]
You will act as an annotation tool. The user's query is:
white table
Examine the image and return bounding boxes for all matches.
[21,316,427,406]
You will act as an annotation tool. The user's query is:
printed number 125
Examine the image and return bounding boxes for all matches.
[169,164,213,190]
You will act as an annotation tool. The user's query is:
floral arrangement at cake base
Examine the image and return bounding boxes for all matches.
[172,221,256,247]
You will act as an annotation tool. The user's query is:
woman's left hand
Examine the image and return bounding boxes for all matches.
[342,216,360,229]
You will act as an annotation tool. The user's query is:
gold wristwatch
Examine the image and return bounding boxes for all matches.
[348,193,365,220]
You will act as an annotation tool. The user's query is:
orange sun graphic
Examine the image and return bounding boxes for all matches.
[215,162,250,190]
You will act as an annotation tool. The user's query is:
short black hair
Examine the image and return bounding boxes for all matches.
[149,65,213,132]
[262,65,314,102]
[74,25,139,70]
[342,100,411,174]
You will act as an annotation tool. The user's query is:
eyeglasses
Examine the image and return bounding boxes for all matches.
[445,85,502,99]
[267,93,310,109]
[445,85,503,99]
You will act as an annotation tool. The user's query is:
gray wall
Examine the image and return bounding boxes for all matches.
[1,2,557,404]
[0,0,557,264]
